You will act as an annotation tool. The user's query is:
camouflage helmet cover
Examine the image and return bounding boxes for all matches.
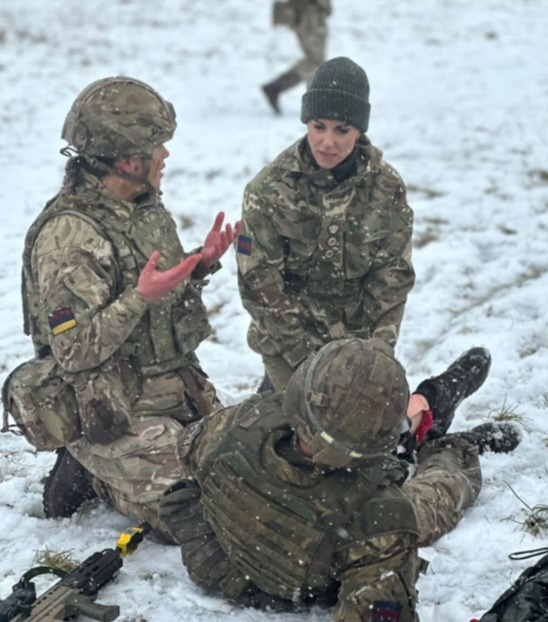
[61,76,176,159]
[283,338,409,468]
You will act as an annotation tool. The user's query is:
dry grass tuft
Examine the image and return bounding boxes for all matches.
[505,484,548,537]
[34,548,78,573]
[486,399,524,423]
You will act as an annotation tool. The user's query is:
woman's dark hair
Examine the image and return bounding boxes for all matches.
[62,155,116,192]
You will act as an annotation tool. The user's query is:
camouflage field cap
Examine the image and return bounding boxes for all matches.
[61,76,176,158]
[283,338,409,468]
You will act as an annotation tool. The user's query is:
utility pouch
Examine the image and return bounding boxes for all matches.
[2,355,81,450]
[272,0,297,27]
[177,364,213,421]
[172,288,212,356]
[72,356,136,444]
[2,354,137,449]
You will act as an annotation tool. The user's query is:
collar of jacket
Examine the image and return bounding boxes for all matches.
[285,135,383,182]
[74,169,161,222]
[304,137,358,182]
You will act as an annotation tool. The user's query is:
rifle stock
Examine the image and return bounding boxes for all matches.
[0,524,149,621]
[7,587,119,621]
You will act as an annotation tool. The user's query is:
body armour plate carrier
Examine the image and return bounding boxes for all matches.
[194,395,418,603]
[22,188,211,372]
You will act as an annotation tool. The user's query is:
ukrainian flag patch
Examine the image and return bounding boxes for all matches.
[48,307,77,335]
[237,234,252,256]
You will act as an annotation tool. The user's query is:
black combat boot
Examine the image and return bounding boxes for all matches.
[43,448,97,518]
[414,347,492,441]
[447,421,522,454]
[261,69,302,115]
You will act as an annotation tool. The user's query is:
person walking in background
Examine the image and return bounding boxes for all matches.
[262,0,331,114]
[239,57,415,391]
[2,76,239,537]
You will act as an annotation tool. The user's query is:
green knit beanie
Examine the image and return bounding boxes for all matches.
[301,57,371,133]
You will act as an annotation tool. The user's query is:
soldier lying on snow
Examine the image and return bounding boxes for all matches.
[157,339,519,622]
[4,330,519,619]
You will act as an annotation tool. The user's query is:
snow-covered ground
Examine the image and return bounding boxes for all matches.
[1,1,547,620]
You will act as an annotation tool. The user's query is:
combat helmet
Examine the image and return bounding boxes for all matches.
[61,76,176,159]
[283,338,409,468]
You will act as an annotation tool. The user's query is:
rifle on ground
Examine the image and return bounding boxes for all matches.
[0,523,150,621]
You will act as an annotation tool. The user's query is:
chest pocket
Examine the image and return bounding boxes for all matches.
[273,199,321,279]
[130,204,184,267]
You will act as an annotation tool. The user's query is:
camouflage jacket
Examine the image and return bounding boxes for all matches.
[237,136,415,368]
[23,171,215,419]
[173,393,420,622]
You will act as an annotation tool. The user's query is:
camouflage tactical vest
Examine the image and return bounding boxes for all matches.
[194,395,418,602]
[22,185,211,374]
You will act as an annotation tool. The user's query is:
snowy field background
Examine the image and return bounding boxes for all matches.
[1,1,547,620]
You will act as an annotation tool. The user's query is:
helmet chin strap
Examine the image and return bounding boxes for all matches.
[117,157,157,197]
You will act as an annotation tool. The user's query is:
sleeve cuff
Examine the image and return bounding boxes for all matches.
[191,259,222,281]
[124,287,150,315]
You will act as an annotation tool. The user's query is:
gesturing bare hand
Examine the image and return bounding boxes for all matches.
[136,250,202,302]
[200,211,241,269]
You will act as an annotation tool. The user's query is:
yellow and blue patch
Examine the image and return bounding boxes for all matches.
[48,307,77,336]
[237,234,252,256]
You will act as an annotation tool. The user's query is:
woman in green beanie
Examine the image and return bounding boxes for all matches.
[237,56,415,391]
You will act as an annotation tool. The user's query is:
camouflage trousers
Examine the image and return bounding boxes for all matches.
[403,436,482,547]
[68,366,221,542]
[291,5,328,82]
[69,415,189,542]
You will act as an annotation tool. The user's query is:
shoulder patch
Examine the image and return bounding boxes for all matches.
[237,234,253,256]
[48,307,77,335]
[372,600,403,621]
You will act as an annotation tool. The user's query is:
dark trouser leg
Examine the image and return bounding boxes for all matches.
[261,70,302,114]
